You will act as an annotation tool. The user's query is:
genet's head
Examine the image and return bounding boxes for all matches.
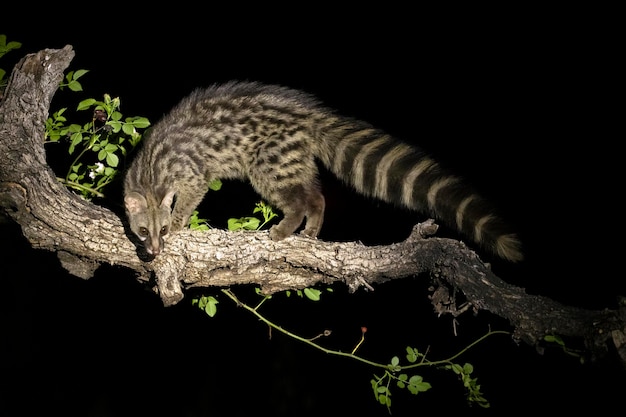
[124,190,175,256]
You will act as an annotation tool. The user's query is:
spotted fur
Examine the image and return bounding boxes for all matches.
[123,80,523,261]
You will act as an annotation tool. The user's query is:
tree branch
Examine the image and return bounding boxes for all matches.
[1,46,624,367]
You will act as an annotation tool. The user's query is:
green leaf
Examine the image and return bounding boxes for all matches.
[106,152,119,167]
[390,356,400,367]
[129,116,151,128]
[408,375,423,384]
[188,210,211,230]
[227,216,260,231]
[46,134,61,142]
[204,296,219,317]
[70,132,83,144]
[450,363,463,374]
[72,69,89,79]
[544,334,566,347]
[68,123,82,133]
[122,123,136,135]
[208,179,222,191]
[77,98,97,111]
[303,287,321,301]
[370,379,378,392]
[192,295,219,317]
[67,80,83,92]
[205,301,218,317]
[378,394,391,407]
[406,346,418,362]
[69,132,83,154]
[407,381,431,395]
[7,41,22,51]
[406,375,431,394]
[108,121,122,133]
[0,35,21,58]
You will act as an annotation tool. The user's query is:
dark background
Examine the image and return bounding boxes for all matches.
[1,6,623,416]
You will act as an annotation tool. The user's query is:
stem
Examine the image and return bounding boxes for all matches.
[57,178,105,198]
[65,143,91,183]
[221,288,385,368]
[220,288,510,371]
[64,122,105,184]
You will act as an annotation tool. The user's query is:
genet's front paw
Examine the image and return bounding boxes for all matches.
[269,225,289,241]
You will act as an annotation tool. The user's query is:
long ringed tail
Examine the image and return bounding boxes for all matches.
[317,118,523,263]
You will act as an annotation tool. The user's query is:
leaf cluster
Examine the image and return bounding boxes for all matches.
[370,347,433,412]
[227,200,279,232]
[45,87,150,199]
[0,34,22,93]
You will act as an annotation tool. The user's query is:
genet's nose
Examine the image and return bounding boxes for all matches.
[147,244,160,256]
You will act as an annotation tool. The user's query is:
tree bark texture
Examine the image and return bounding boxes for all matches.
[1,46,624,367]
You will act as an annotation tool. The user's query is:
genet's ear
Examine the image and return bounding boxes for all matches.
[124,192,147,215]
[161,189,177,209]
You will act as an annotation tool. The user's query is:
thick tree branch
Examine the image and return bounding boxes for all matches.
[1,46,624,367]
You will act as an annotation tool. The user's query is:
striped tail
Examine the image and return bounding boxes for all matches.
[320,119,523,262]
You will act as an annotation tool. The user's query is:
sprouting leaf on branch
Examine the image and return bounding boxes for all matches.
[43,73,150,200]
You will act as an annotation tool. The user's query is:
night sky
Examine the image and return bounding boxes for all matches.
[1,7,623,416]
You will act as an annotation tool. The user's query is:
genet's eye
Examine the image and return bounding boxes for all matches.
[160,226,168,236]
[138,227,149,237]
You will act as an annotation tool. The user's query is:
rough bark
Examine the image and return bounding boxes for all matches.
[1,46,624,367]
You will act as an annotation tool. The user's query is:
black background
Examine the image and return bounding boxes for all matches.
[1,6,624,416]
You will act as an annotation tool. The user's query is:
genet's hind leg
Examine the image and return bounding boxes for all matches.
[267,185,326,241]
[300,189,325,238]
[269,208,305,241]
